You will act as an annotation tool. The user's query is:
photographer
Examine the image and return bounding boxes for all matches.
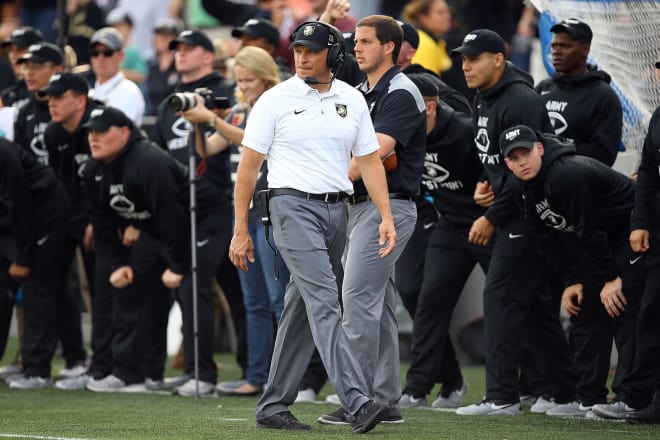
[181,45,289,397]
[151,29,235,397]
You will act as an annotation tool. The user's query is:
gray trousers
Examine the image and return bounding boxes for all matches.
[343,199,417,407]
[255,195,370,418]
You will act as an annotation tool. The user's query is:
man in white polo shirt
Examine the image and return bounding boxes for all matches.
[230,21,395,434]
[88,27,145,126]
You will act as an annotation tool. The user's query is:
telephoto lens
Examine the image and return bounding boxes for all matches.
[167,92,196,112]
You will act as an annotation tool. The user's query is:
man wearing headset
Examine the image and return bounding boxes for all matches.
[231,21,395,433]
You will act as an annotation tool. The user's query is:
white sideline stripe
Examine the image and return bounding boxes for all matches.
[0,434,91,440]
[218,418,248,422]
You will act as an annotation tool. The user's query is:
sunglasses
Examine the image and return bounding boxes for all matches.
[90,49,115,58]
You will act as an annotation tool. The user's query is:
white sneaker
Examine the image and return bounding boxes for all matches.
[173,379,217,397]
[546,401,591,418]
[530,396,557,413]
[86,374,128,392]
[57,364,88,379]
[0,362,21,379]
[456,400,522,416]
[163,373,191,389]
[592,401,637,419]
[399,393,429,408]
[432,383,469,409]
[325,393,340,405]
[56,374,91,390]
[295,388,317,403]
[9,376,52,389]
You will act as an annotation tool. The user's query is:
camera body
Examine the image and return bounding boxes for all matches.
[167,87,231,112]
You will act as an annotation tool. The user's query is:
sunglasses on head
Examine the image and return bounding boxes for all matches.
[90,49,115,58]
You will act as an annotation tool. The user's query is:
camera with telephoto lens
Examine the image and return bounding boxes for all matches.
[167,87,231,112]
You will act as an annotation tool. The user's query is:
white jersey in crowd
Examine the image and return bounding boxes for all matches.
[242,75,379,194]
[88,71,145,126]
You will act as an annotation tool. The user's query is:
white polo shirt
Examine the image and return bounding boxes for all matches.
[89,71,145,126]
[242,75,379,194]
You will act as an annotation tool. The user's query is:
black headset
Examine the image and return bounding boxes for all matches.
[290,21,346,71]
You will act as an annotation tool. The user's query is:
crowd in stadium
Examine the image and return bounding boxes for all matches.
[0,0,659,433]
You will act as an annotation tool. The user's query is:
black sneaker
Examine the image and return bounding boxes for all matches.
[317,407,351,425]
[382,407,404,424]
[256,411,311,430]
[351,400,388,434]
[626,403,660,424]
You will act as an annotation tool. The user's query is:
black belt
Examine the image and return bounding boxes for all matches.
[348,193,414,205]
[269,188,348,203]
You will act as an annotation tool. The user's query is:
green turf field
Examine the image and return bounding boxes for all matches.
[1,340,658,440]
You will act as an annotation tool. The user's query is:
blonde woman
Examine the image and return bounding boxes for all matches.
[182,45,288,396]
[401,0,453,75]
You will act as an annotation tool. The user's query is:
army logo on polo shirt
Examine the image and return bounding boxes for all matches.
[335,103,347,118]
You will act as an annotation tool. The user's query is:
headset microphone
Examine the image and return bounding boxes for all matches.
[304,77,332,85]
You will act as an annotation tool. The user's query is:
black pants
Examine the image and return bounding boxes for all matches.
[404,218,491,397]
[395,201,439,315]
[0,258,15,359]
[483,216,576,403]
[89,257,114,379]
[21,196,72,378]
[111,233,170,384]
[179,207,233,384]
[616,240,659,408]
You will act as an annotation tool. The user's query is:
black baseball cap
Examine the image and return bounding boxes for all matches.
[37,72,89,97]
[1,26,44,49]
[168,30,214,53]
[90,27,124,51]
[397,21,419,50]
[17,42,64,65]
[550,18,593,43]
[83,107,133,131]
[450,29,506,57]
[291,22,339,53]
[407,73,439,97]
[499,125,539,157]
[232,18,280,48]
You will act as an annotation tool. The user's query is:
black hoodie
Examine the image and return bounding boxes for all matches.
[535,67,622,166]
[511,133,635,287]
[473,62,552,228]
[631,105,660,235]
[14,95,51,166]
[43,101,101,241]
[0,138,66,267]
[82,127,190,275]
[152,72,234,214]
[423,101,484,226]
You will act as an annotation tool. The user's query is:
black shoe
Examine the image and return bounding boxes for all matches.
[382,407,404,424]
[256,411,311,430]
[627,403,660,424]
[351,400,388,434]
[317,407,351,425]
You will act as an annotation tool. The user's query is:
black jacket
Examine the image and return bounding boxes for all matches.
[14,95,52,165]
[152,72,235,213]
[512,133,635,287]
[1,79,30,112]
[82,128,190,274]
[423,101,484,226]
[631,105,660,234]
[44,101,100,240]
[473,61,552,227]
[535,67,622,166]
[0,138,66,267]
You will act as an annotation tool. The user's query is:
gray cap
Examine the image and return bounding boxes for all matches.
[90,27,124,51]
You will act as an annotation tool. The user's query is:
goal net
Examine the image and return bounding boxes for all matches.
[531,0,660,171]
